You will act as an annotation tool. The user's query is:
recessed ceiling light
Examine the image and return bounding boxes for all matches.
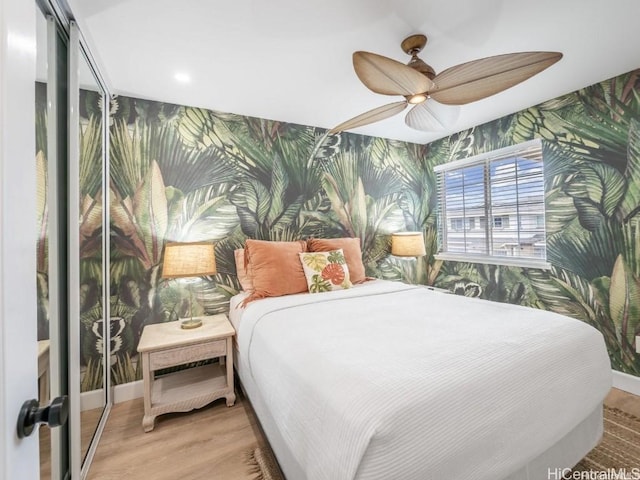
[174,72,191,84]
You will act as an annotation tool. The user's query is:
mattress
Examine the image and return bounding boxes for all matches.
[233,280,612,480]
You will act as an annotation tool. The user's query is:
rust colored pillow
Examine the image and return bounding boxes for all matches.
[242,239,308,305]
[234,249,253,292]
[307,237,367,284]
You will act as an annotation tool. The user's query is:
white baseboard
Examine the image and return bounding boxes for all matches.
[106,369,640,406]
[80,381,144,408]
[80,388,104,411]
[113,379,143,404]
[612,370,640,396]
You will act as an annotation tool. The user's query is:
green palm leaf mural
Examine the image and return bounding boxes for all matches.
[618,118,640,222]
[230,155,305,239]
[422,68,640,375]
[609,255,640,349]
[80,114,103,197]
[86,69,640,384]
[319,148,406,260]
[36,149,49,341]
[170,183,239,241]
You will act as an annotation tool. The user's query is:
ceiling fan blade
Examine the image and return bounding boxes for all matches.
[353,51,434,96]
[405,101,461,132]
[430,51,562,105]
[329,101,408,134]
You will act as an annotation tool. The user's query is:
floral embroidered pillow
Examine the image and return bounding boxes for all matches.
[299,249,352,293]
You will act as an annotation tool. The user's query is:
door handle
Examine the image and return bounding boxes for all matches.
[17,395,69,438]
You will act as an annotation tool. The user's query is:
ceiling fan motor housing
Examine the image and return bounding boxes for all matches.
[401,34,436,80]
[408,56,436,80]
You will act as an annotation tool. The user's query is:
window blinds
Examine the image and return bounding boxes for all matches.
[434,139,546,264]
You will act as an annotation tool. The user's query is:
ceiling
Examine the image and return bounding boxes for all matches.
[69,0,639,145]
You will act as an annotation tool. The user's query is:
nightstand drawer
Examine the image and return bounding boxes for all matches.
[149,339,227,370]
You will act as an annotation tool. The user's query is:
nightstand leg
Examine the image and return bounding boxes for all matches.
[142,351,155,431]
[226,337,235,406]
[142,414,155,432]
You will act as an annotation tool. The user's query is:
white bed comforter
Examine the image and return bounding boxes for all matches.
[236,281,611,480]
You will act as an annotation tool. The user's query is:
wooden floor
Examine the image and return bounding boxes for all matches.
[604,387,640,417]
[87,392,266,480]
[84,387,640,480]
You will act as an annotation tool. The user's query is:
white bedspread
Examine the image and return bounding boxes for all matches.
[236,280,612,480]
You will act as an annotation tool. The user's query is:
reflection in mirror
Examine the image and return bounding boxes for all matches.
[69,22,112,478]
[35,7,51,479]
[77,51,107,465]
[34,8,111,479]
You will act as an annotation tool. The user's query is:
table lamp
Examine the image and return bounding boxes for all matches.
[161,241,217,329]
[391,232,426,285]
[391,232,426,257]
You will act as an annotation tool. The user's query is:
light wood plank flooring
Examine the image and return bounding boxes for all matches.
[85,387,640,480]
[87,392,266,480]
[604,387,640,417]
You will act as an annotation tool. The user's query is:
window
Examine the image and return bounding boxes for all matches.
[450,218,464,231]
[434,139,549,268]
[451,217,476,231]
[493,216,509,229]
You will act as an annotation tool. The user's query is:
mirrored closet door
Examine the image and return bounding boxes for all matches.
[68,20,112,480]
[34,2,112,477]
[35,1,77,477]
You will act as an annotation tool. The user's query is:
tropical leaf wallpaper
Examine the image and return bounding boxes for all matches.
[77,89,107,392]
[107,97,428,384]
[426,69,640,376]
[36,69,640,388]
[36,82,49,343]
[36,83,107,391]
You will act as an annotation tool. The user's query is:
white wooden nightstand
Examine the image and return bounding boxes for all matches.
[137,314,236,432]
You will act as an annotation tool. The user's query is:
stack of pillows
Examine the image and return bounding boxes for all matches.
[234,238,368,305]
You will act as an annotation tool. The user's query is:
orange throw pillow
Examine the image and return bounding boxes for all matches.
[242,239,308,305]
[234,249,253,292]
[307,237,367,284]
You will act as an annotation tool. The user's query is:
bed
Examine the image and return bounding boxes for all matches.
[230,280,612,480]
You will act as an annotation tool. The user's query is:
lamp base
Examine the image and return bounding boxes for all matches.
[180,318,203,330]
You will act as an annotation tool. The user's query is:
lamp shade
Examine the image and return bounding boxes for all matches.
[161,242,217,278]
[391,232,426,257]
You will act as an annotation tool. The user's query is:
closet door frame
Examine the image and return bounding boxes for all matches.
[67,19,112,480]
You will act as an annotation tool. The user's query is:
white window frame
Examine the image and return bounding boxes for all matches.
[434,139,550,269]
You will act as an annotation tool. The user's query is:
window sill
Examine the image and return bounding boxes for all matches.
[434,253,551,270]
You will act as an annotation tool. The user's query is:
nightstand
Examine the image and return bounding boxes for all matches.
[137,314,236,432]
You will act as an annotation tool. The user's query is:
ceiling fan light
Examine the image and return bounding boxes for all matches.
[405,101,461,132]
[408,93,427,104]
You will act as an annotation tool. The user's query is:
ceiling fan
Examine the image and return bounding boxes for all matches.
[329,34,562,134]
